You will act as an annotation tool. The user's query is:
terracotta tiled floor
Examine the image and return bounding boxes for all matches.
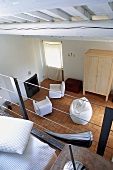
[6,79,113,161]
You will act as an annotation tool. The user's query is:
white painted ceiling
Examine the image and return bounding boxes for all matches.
[0,0,113,40]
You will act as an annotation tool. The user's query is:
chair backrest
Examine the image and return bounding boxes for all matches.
[61,81,65,97]
[33,100,39,113]
[46,96,52,106]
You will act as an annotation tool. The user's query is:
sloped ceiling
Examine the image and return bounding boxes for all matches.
[0,0,113,40]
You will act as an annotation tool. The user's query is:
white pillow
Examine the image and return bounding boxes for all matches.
[0,116,33,154]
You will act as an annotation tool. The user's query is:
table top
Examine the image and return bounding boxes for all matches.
[51,145,113,170]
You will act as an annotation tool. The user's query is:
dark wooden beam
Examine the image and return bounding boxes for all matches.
[10,77,29,120]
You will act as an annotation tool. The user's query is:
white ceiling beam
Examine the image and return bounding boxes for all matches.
[88,3,113,19]
[0,16,26,23]
[61,7,80,16]
[13,14,39,22]
[0,20,113,29]
[24,11,53,21]
[75,6,91,20]
[61,7,91,20]
[0,0,112,17]
[40,9,70,20]
[1,29,113,40]
[98,3,113,18]
[0,22,113,38]
[0,18,13,23]
[0,20,111,37]
[109,2,113,10]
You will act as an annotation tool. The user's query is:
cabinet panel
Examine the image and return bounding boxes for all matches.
[83,49,113,101]
[96,57,113,95]
[84,56,98,93]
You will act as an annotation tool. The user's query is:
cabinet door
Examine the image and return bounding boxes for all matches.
[96,57,113,95]
[84,56,98,93]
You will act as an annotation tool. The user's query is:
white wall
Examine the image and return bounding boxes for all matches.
[62,39,113,93]
[1,35,113,106]
[36,38,113,92]
[0,35,38,105]
[62,40,113,82]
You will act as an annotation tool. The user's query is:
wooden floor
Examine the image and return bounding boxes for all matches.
[6,79,113,161]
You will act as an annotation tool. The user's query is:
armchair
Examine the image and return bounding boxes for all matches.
[33,96,52,117]
[49,81,65,98]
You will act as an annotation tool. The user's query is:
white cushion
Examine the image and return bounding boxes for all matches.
[37,98,50,108]
[49,84,62,98]
[50,84,61,91]
[0,134,56,170]
[0,135,56,170]
[74,97,89,113]
[0,116,33,154]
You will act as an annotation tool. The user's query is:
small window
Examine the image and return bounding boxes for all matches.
[43,41,63,68]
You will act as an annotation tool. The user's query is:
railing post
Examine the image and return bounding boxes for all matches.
[97,107,113,156]
[62,68,64,81]
[10,77,29,120]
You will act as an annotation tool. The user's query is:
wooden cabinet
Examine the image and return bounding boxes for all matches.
[83,49,113,101]
[65,78,82,93]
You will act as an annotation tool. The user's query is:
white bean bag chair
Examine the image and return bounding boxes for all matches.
[70,97,92,125]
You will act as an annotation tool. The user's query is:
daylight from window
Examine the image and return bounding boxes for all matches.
[43,42,62,68]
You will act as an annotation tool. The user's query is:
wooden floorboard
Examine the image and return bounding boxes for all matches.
[4,78,113,160]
